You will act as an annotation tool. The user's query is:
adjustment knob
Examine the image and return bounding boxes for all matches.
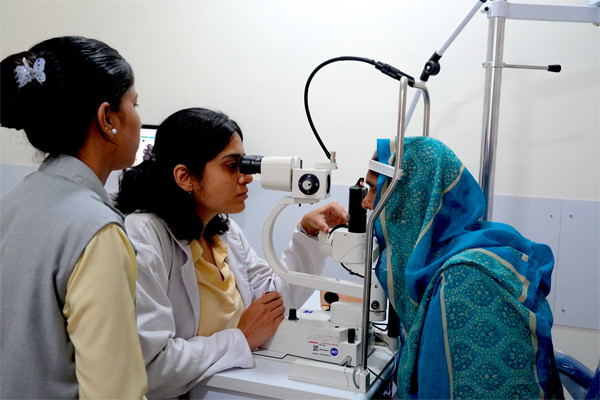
[288,308,298,320]
[298,173,320,195]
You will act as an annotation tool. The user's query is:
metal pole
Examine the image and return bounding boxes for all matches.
[405,0,488,128]
[479,3,506,221]
[361,77,408,371]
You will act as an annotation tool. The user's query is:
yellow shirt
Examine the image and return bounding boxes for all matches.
[63,223,148,399]
[190,236,244,337]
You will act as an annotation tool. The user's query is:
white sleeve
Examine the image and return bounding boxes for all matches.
[227,220,327,309]
[279,230,330,308]
[126,215,254,399]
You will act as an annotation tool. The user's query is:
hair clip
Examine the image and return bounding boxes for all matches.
[143,143,156,162]
[14,57,46,88]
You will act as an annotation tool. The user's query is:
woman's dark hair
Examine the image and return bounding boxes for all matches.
[1,36,134,156]
[114,108,242,242]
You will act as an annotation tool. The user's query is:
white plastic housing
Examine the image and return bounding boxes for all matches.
[260,156,301,191]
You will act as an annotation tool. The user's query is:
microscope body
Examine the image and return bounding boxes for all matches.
[242,155,387,367]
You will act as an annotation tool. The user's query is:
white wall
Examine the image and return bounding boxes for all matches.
[1,0,598,200]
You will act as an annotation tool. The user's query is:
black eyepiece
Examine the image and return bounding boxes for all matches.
[239,155,263,175]
[348,178,367,233]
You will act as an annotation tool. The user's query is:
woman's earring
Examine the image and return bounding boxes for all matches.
[111,128,118,135]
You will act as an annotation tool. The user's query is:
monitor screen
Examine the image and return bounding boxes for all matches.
[133,124,158,166]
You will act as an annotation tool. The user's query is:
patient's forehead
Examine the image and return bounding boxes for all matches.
[365,170,378,186]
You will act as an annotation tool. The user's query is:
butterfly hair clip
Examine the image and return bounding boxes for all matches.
[14,57,46,88]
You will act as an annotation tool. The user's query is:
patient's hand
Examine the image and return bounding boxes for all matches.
[300,201,348,236]
[238,291,285,350]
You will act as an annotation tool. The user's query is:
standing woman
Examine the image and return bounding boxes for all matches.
[115,107,348,398]
[0,36,147,398]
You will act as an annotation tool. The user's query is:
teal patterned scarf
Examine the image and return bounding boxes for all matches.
[373,136,562,399]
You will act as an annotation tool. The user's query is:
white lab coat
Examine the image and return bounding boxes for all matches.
[125,213,326,399]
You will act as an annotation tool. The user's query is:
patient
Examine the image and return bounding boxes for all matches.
[114,107,347,398]
[362,136,563,399]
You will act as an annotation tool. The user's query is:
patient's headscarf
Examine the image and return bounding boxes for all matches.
[372,136,558,398]
[373,136,553,326]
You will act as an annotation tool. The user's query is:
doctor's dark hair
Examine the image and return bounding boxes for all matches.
[114,108,242,242]
[0,36,134,157]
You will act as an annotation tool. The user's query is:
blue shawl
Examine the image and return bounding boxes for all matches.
[373,136,561,399]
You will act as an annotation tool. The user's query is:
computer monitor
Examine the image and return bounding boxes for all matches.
[133,124,158,166]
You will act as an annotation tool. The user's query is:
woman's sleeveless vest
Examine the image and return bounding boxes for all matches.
[1,155,125,398]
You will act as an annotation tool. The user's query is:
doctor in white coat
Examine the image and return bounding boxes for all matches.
[115,107,348,399]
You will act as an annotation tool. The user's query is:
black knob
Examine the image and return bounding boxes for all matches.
[348,328,356,344]
[323,292,339,305]
[288,308,298,320]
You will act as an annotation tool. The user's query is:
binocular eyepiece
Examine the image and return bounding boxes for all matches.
[239,155,263,175]
[238,155,333,199]
[239,155,303,176]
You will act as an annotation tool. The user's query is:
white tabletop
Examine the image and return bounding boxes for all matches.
[199,350,395,400]
[197,293,396,399]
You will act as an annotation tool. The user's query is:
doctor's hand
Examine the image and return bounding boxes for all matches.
[300,201,348,236]
[238,291,285,351]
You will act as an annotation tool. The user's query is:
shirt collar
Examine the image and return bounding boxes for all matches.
[189,236,229,266]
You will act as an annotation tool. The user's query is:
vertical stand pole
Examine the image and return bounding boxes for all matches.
[361,77,409,371]
[479,6,506,221]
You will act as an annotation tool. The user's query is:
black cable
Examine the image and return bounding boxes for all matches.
[304,56,371,159]
[304,56,415,160]
[368,332,399,387]
[340,262,364,278]
[367,367,387,385]
[328,223,349,234]
[327,223,365,278]
[372,322,389,331]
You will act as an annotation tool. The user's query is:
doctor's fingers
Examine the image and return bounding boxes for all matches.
[264,297,285,313]
[325,202,349,224]
[319,212,348,232]
[267,302,285,319]
[265,307,285,331]
[301,202,347,231]
[260,291,282,303]
[273,313,285,328]
[315,202,348,227]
